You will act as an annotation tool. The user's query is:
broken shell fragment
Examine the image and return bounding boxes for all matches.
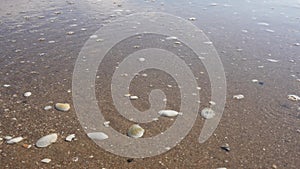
[55,103,70,112]
[287,95,300,101]
[36,133,58,148]
[41,158,51,163]
[65,134,75,142]
[158,110,182,117]
[233,94,244,100]
[127,124,144,138]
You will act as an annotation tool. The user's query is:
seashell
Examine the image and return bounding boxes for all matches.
[188,17,196,21]
[233,94,244,100]
[6,136,24,144]
[165,36,178,40]
[66,31,74,35]
[4,136,12,140]
[87,132,108,141]
[36,133,58,148]
[287,95,300,101]
[200,108,215,119]
[65,134,75,142]
[55,103,70,112]
[158,110,182,117]
[127,124,144,138]
[138,57,145,62]
[41,158,51,163]
[129,96,139,100]
[23,92,32,97]
[209,101,216,106]
[103,121,110,127]
[44,106,52,111]
[267,59,279,63]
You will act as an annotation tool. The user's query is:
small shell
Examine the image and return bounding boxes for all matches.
[158,110,182,117]
[129,96,139,100]
[36,133,58,148]
[41,158,51,163]
[103,121,110,127]
[24,92,32,97]
[44,106,52,111]
[65,134,75,142]
[287,95,300,101]
[127,124,144,138]
[4,136,13,140]
[209,101,216,105]
[55,103,70,112]
[6,136,24,144]
[22,144,32,149]
[233,94,244,100]
[87,132,108,141]
[200,108,215,119]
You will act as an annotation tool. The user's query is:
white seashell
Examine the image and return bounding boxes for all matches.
[44,106,52,111]
[41,158,51,163]
[267,59,279,63]
[24,92,32,97]
[90,35,98,39]
[129,96,139,100]
[127,124,144,138]
[138,57,145,62]
[65,134,75,142]
[36,133,58,148]
[158,110,182,117]
[287,95,300,101]
[103,121,110,127]
[233,94,244,100]
[166,36,178,40]
[6,136,24,144]
[66,31,74,35]
[3,84,10,87]
[252,79,258,83]
[200,108,215,119]
[4,136,13,140]
[188,17,196,21]
[209,101,216,106]
[87,132,108,141]
[55,103,70,112]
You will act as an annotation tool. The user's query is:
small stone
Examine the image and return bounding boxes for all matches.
[233,94,244,100]
[90,35,98,39]
[23,92,32,97]
[252,79,258,83]
[3,84,10,87]
[55,103,70,112]
[22,144,32,149]
[41,158,51,163]
[36,133,58,148]
[272,164,277,169]
[65,134,75,142]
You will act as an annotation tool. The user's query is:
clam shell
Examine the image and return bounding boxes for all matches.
[158,110,182,117]
[200,108,215,119]
[87,132,108,141]
[55,103,70,112]
[6,136,24,144]
[127,124,144,138]
[24,92,32,97]
[36,133,58,148]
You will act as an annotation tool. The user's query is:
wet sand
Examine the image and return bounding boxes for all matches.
[0,0,299,168]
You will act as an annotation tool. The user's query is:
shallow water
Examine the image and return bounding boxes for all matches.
[0,0,299,168]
